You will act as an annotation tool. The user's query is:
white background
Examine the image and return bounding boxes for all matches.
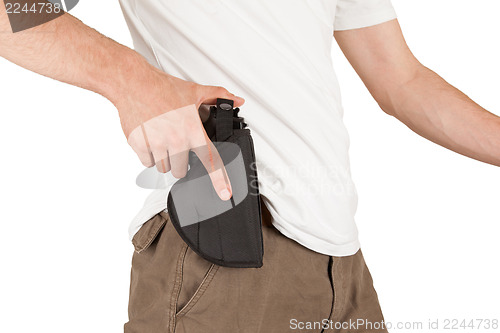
[0,0,498,332]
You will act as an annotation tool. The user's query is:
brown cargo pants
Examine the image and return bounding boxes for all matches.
[124,206,388,333]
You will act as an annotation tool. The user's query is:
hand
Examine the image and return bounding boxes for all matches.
[114,64,245,201]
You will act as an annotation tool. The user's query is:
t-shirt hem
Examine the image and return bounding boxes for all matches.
[129,204,361,256]
[271,220,361,257]
[334,8,397,31]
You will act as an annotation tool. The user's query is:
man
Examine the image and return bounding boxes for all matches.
[1,0,498,332]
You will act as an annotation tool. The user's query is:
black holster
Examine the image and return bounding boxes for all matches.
[167,99,264,268]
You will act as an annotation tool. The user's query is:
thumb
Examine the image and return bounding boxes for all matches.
[198,85,245,107]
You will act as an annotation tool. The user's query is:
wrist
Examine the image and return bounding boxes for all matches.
[102,48,178,137]
[100,47,162,107]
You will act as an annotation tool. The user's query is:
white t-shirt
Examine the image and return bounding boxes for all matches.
[120,0,397,256]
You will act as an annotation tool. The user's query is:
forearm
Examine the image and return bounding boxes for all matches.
[0,5,153,105]
[386,65,500,166]
[0,4,244,184]
[335,20,500,167]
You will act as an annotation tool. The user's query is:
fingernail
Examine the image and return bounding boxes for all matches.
[220,188,231,201]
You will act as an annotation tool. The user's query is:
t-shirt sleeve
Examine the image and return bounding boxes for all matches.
[334,0,397,31]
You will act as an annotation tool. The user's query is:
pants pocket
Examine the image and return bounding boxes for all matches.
[131,213,167,254]
[175,247,220,318]
[126,212,185,333]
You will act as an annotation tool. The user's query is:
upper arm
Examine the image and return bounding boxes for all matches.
[334,19,422,112]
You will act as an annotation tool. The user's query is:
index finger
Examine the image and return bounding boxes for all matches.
[191,134,233,201]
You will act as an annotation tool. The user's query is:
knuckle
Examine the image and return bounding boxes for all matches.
[171,169,187,179]
[167,134,187,149]
[167,137,181,148]
[216,86,229,94]
[149,139,165,152]
[186,119,202,133]
[134,144,149,154]
[156,165,168,173]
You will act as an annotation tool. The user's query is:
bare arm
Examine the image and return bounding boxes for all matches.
[334,19,500,166]
[0,4,140,112]
[0,6,242,198]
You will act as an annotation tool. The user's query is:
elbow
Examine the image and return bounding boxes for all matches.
[371,85,403,119]
[372,63,429,119]
[377,98,398,118]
